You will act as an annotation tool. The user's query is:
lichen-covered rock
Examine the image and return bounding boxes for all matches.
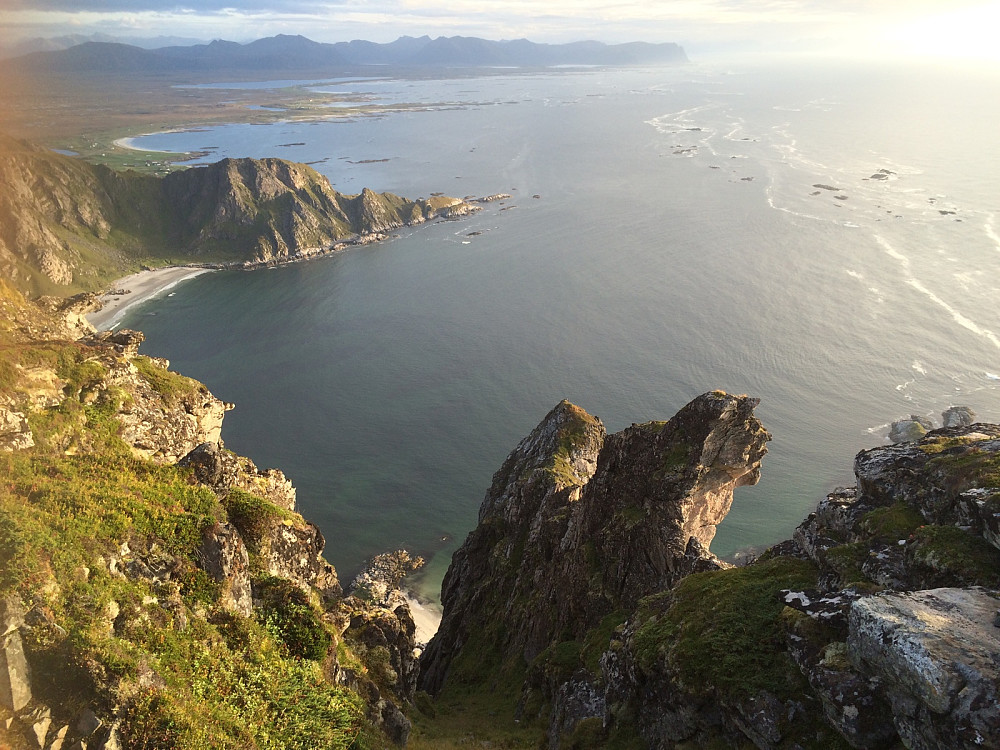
[0,407,34,452]
[547,671,605,750]
[197,523,252,616]
[848,588,1000,749]
[260,520,340,599]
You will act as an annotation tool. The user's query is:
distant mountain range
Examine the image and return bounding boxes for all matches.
[0,32,205,59]
[9,34,686,73]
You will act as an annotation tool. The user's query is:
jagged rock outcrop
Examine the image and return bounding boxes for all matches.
[420,392,770,696]
[179,441,297,511]
[0,134,478,297]
[420,397,1000,750]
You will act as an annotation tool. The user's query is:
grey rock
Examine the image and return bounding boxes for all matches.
[261,520,341,599]
[197,523,252,617]
[548,672,605,749]
[848,588,1000,749]
[0,627,32,712]
[75,707,103,737]
[942,406,976,429]
[888,416,934,444]
[0,408,34,452]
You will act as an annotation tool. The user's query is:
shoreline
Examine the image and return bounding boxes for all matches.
[403,590,443,646]
[86,266,216,331]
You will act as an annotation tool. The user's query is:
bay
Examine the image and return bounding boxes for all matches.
[119,60,1000,597]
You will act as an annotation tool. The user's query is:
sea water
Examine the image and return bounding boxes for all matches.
[119,60,1000,597]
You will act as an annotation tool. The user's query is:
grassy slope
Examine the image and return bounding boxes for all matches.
[0,284,376,749]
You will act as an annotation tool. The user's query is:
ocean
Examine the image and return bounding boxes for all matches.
[117,59,1000,598]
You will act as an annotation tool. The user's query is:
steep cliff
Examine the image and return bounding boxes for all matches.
[420,392,770,695]
[418,399,1000,750]
[0,134,476,297]
[0,282,421,748]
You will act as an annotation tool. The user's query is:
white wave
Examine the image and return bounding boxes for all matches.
[845,269,864,280]
[912,360,927,375]
[987,372,1000,381]
[875,234,1000,350]
[985,215,1000,253]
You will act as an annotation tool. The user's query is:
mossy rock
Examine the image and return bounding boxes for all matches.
[909,524,1000,586]
[633,557,818,702]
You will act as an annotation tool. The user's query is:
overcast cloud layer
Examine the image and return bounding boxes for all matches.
[2,0,999,60]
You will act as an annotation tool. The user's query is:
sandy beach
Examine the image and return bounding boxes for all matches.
[86,266,216,331]
[404,592,443,646]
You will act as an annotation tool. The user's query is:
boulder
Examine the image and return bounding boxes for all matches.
[888,416,934,444]
[0,408,34,452]
[848,588,1000,749]
[942,406,975,429]
[0,595,31,712]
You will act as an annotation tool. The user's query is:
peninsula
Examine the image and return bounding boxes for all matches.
[0,135,478,299]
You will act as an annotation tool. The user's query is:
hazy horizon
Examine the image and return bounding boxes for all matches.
[2,1,999,63]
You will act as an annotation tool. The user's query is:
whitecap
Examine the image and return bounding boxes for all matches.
[912,360,927,375]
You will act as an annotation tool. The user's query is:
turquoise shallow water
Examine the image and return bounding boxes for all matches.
[120,60,1000,596]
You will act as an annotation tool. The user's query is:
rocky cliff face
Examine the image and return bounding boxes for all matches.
[0,284,421,748]
[421,397,1000,749]
[0,134,477,297]
[420,392,770,695]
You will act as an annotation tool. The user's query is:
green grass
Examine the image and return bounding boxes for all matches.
[632,557,818,701]
[132,355,206,405]
[860,502,925,541]
[910,524,1000,586]
[222,487,295,552]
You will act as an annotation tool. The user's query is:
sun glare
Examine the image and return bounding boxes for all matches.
[885,2,1000,62]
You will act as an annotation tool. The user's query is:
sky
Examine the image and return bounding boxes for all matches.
[2,0,1000,61]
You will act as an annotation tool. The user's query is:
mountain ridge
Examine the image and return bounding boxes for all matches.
[0,135,476,298]
[8,34,687,74]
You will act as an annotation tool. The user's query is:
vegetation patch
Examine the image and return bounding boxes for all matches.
[222,487,295,552]
[909,524,1000,586]
[255,576,332,660]
[132,355,205,405]
[860,502,925,541]
[632,557,817,701]
[926,443,1000,493]
[824,542,870,586]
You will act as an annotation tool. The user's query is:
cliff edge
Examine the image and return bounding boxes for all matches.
[418,396,1000,749]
